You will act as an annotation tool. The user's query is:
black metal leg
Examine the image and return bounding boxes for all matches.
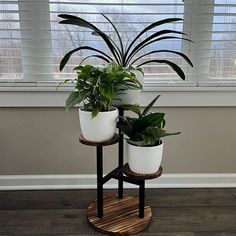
[139,180,145,218]
[97,146,103,218]
[118,108,124,199]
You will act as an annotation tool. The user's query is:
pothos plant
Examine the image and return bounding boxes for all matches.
[58,14,193,80]
[117,95,180,146]
[64,63,142,118]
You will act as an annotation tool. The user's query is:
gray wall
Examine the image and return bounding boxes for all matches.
[0,107,236,175]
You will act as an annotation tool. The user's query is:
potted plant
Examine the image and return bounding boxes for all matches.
[63,63,142,142]
[117,95,180,174]
[100,63,143,106]
[58,14,193,104]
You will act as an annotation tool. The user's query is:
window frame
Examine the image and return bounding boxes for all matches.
[1,82,236,107]
[1,0,236,106]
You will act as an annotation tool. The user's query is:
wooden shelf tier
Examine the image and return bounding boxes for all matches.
[79,134,119,146]
[122,163,163,180]
[87,195,152,235]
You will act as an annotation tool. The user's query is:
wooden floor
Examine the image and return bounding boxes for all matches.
[0,188,236,235]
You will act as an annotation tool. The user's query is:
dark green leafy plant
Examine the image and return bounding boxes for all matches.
[63,63,142,118]
[117,95,180,146]
[58,14,193,80]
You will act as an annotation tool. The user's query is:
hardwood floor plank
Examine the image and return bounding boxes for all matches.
[0,190,96,210]
[139,234,194,236]
[28,233,195,236]
[0,225,97,235]
[1,189,235,211]
[194,232,236,236]
[145,188,236,208]
[0,189,236,235]
[0,234,193,236]
[228,189,236,198]
[149,207,236,233]
[0,209,86,226]
[0,206,235,234]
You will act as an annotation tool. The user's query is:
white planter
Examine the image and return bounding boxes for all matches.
[113,69,144,106]
[126,141,163,174]
[79,108,118,142]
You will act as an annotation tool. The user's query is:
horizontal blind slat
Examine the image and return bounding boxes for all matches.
[1,0,236,82]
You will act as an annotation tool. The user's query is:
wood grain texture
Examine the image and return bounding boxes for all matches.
[122,163,162,180]
[194,232,236,236]
[0,189,236,235]
[149,207,236,232]
[79,134,119,146]
[1,189,236,210]
[87,195,152,235]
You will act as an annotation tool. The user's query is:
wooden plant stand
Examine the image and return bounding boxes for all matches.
[79,109,162,235]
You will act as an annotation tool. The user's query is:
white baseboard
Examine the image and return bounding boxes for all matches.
[0,173,236,190]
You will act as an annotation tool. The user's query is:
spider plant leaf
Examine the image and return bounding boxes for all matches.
[127,36,193,65]
[101,14,124,58]
[59,46,113,71]
[141,95,160,116]
[58,15,121,64]
[91,31,122,62]
[79,54,111,65]
[91,31,100,36]
[126,30,186,64]
[131,50,193,67]
[124,18,183,62]
[137,60,186,80]
[59,19,120,63]
[58,14,81,20]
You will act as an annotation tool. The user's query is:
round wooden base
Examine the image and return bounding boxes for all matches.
[87,195,152,235]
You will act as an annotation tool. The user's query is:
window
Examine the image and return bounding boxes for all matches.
[0,0,236,86]
[50,0,185,81]
[210,0,236,80]
[0,0,22,80]
[185,0,236,86]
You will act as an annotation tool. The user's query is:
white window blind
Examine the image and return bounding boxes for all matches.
[0,0,236,86]
[210,0,236,80]
[184,0,236,85]
[50,0,185,81]
[0,0,52,82]
[0,0,22,80]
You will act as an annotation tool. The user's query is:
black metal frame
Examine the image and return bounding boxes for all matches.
[95,108,145,219]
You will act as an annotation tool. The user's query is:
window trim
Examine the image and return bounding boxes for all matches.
[1,83,236,107]
[1,0,236,94]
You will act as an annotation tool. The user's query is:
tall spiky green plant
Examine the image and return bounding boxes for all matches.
[58,14,193,80]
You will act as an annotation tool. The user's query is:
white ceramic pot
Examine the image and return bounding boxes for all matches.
[126,141,163,174]
[113,69,144,106]
[79,108,118,142]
